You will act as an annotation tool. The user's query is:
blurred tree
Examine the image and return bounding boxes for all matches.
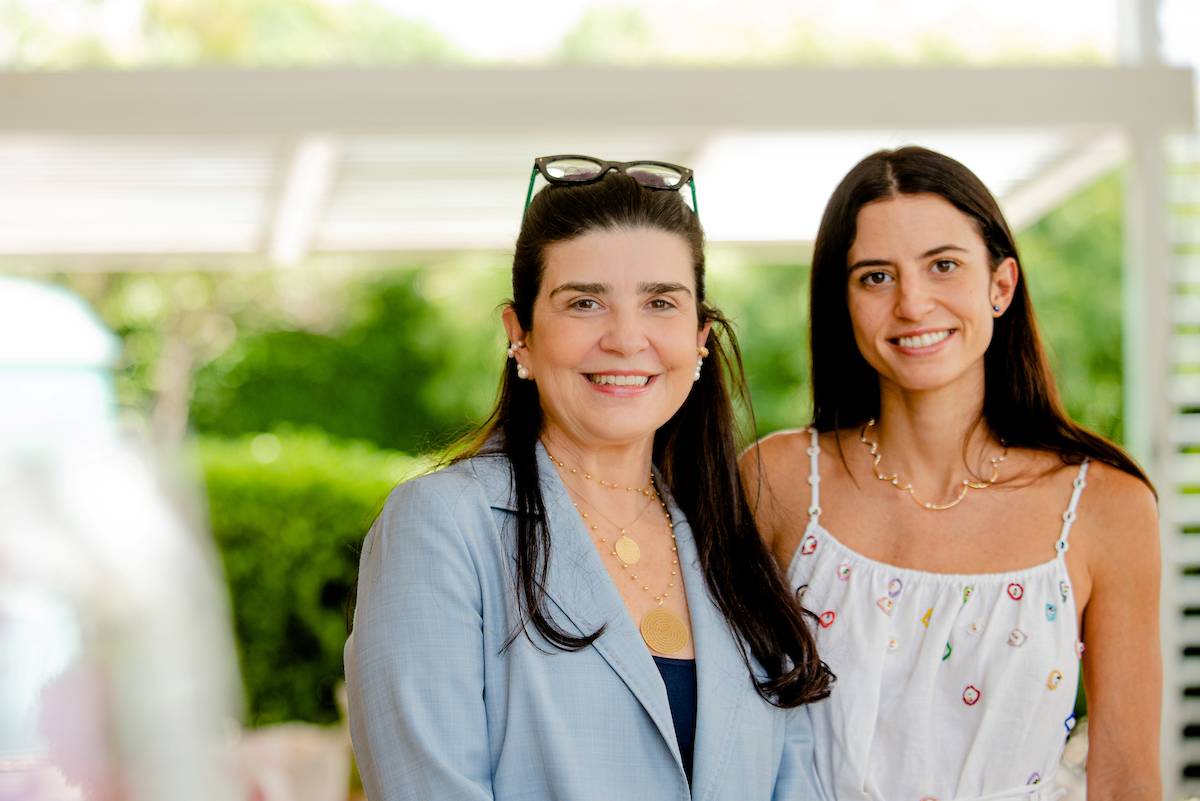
[0,0,458,68]
[1017,170,1125,442]
[189,264,508,453]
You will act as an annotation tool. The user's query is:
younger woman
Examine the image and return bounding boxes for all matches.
[744,146,1160,800]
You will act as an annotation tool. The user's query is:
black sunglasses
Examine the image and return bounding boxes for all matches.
[523,155,699,218]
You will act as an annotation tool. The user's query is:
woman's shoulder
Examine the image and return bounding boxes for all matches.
[1073,457,1158,536]
[379,454,512,527]
[740,428,812,476]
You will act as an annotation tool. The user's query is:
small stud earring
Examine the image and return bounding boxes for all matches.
[516,364,531,380]
[992,305,1002,314]
[506,340,524,358]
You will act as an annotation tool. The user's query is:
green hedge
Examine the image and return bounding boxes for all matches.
[198,429,426,725]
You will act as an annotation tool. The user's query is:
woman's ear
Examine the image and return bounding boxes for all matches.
[501,306,526,347]
[990,257,1019,315]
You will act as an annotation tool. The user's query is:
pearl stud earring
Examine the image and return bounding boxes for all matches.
[694,346,710,382]
[517,364,531,380]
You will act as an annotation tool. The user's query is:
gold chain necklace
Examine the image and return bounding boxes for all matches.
[547,449,690,654]
[859,419,1008,511]
[545,449,654,495]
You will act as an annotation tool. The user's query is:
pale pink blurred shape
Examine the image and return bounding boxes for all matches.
[36,661,122,801]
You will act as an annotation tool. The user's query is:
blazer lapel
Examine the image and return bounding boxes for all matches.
[668,491,753,801]
[472,446,684,773]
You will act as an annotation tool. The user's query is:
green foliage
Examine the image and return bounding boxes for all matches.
[198,428,425,724]
[0,0,458,69]
[706,254,811,438]
[190,265,508,453]
[1017,171,1125,441]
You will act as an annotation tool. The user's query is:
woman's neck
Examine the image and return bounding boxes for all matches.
[871,377,1000,492]
[539,426,656,495]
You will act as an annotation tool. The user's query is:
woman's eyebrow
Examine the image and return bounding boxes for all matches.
[548,281,608,297]
[639,281,692,297]
[849,244,969,272]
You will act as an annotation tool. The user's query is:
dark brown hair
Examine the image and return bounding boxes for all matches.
[459,172,832,707]
[810,145,1152,488]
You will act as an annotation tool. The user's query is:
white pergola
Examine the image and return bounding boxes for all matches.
[2,11,1198,792]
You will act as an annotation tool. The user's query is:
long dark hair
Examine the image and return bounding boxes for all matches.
[810,145,1152,489]
[456,172,831,707]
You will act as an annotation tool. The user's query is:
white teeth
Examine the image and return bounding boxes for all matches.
[897,330,952,349]
[590,374,650,386]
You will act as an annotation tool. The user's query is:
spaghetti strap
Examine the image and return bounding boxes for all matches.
[805,427,822,529]
[1054,459,1090,556]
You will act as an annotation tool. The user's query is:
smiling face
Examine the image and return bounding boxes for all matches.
[504,226,711,451]
[845,192,1017,397]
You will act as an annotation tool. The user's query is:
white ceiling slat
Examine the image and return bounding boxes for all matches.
[0,68,1192,135]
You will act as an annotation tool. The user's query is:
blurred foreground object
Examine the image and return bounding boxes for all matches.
[0,277,241,801]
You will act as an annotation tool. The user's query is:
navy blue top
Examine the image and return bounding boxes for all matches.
[652,656,697,782]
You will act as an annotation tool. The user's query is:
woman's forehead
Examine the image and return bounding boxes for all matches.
[540,227,696,290]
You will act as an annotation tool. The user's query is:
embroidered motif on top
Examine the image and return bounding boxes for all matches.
[836,562,852,581]
[1007,628,1027,647]
[1046,669,1064,690]
[887,577,903,598]
[1006,582,1024,601]
[818,610,836,628]
[800,535,818,555]
[1045,603,1058,622]
[962,685,981,706]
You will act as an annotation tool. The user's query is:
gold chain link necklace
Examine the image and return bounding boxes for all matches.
[858,419,1008,511]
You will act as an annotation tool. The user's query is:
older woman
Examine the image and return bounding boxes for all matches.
[345,157,832,801]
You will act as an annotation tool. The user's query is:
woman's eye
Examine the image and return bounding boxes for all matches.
[648,297,677,310]
[569,297,601,311]
[860,271,892,286]
[932,259,958,274]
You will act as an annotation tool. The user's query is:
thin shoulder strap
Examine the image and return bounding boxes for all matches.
[1054,459,1090,556]
[806,427,822,530]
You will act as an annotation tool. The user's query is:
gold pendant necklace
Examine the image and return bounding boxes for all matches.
[567,490,656,566]
[549,448,690,654]
[859,419,1008,511]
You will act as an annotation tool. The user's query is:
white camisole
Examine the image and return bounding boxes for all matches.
[789,428,1088,801]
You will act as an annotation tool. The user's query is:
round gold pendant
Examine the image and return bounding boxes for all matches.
[614,534,641,565]
[640,608,690,655]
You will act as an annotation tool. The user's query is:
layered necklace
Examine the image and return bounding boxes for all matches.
[858,418,1008,511]
[546,449,689,655]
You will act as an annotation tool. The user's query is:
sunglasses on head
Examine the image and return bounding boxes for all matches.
[523,155,699,218]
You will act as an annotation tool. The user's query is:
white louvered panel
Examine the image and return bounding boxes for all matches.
[1177,652,1200,687]
[1174,214,1200,246]
[1179,738,1200,769]
[1173,414,1200,446]
[1172,535,1200,566]
[1178,580,1200,608]
[1171,138,1200,797]
[1167,455,1200,488]
[1174,296,1200,324]
[1176,253,1200,283]
[1171,491,1200,518]
[1172,376,1200,406]
[1176,335,1200,366]
[1181,611,1200,638]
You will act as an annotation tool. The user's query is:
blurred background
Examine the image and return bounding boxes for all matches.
[0,0,1197,798]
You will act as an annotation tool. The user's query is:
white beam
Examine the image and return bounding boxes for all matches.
[265,136,339,267]
[1001,133,1126,230]
[0,67,1192,135]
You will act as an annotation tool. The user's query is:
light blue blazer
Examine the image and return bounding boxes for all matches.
[344,443,824,801]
